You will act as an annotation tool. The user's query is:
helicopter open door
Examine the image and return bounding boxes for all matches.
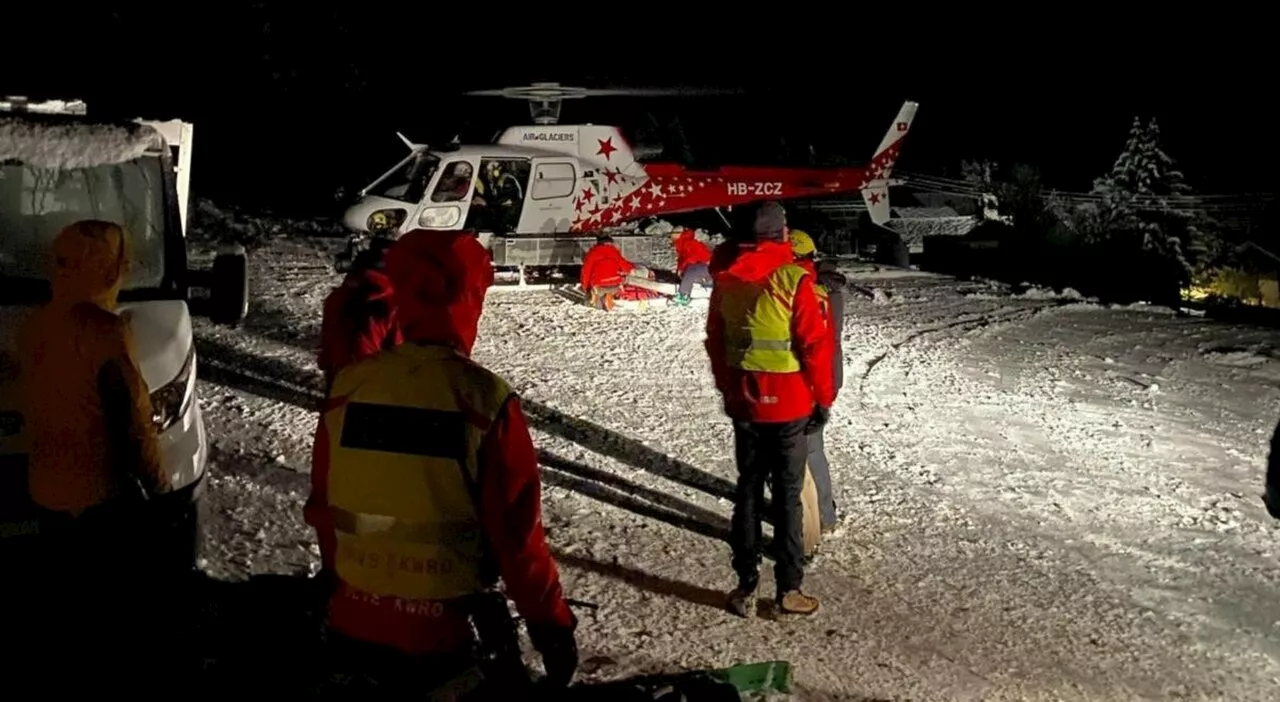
[517,158,579,234]
[467,157,531,233]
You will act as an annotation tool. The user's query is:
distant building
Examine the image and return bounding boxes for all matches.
[790,189,984,255]
[885,205,980,251]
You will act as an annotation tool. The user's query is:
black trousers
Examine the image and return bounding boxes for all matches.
[730,418,808,594]
[12,498,184,693]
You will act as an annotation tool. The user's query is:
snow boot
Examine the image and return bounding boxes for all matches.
[776,590,820,616]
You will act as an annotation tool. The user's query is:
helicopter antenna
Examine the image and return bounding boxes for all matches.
[463,82,738,125]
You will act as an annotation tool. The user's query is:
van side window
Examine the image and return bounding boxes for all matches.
[431,161,476,203]
[531,163,575,200]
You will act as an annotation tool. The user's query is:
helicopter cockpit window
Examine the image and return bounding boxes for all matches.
[431,161,476,203]
[368,151,440,203]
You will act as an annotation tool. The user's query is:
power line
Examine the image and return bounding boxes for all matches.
[904,186,1266,215]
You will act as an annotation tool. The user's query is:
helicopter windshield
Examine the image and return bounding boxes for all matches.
[367,151,440,204]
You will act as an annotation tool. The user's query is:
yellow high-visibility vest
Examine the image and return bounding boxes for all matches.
[717,264,809,373]
[322,344,511,601]
[815,282,835,329]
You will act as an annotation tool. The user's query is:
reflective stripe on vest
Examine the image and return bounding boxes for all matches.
[718,263,809,373]
[324,344,511,602]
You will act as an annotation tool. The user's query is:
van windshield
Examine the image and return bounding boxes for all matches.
[0,155,167,302]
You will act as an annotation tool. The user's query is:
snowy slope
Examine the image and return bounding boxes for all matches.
[190,231,1280,700]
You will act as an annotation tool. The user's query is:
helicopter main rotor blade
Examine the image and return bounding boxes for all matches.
[576,86,741,97]
[464,84,741,99]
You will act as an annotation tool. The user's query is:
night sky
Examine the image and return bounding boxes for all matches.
[8,9,1273,213]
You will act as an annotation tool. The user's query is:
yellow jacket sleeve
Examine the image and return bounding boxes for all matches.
[98,318,168,494]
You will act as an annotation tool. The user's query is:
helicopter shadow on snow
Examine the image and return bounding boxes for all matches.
[192,336,741,546]
[522,399,738,502]
[539,451,732,544]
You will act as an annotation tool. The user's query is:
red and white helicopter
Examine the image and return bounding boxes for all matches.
[340,83,917,269]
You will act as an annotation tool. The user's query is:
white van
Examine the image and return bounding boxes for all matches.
[0,98,248,567]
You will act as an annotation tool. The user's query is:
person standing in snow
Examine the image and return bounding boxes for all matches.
[706,202,835,617]
[671,228,713,306]
[305,229,578,693]
[318,233,403,392]
[789,229,848,535]
[580,234,636,311]
[13,220,173,689]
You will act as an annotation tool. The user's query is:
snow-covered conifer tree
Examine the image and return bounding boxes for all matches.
[1087,116,1215,285]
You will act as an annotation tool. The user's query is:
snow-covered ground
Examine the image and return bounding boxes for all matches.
[189,230,1280,700]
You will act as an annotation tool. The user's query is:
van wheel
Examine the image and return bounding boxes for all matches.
[152,487,206,577]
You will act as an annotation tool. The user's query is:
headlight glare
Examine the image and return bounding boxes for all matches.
[150,344,196,431]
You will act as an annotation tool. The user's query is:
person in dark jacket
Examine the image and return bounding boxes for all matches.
[318,236,403,391]
[790,230,847,532]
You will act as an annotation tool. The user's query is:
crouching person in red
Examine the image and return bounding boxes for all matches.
[305,229,578,695]
[671,228,713,306]
[318,235,403,392]
[580,234,635,311]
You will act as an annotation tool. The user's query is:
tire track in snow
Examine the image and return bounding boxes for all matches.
[857,301,1067,398]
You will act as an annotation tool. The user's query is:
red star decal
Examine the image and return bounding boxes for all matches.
[869,192,882,205]
[581,187,595,202]
[596,137,617,160]
[574,197,584,213]
[897,122,908,132]
[604,168,620,185]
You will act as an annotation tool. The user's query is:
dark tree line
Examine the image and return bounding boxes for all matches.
[954,118,1238,306]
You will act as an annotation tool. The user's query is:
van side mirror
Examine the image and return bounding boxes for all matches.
[188,244,249,326]
[210,245,249,326]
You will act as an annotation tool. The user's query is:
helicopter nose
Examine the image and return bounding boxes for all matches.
[342,198,371,232]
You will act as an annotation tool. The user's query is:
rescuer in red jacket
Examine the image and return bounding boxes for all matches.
[305,229,578,691]
[671,228,713,305]
[317,236,403,391]
[705,201,834,618]
[580,234,635,311]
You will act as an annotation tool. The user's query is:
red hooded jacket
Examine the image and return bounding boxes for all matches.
[306,230,573,654]
[318,268,403,389]
[705,240,835,423]
[580,241,635,290]
[673,229,712,276]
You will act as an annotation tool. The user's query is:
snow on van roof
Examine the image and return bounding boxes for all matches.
[0,115,163,169]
